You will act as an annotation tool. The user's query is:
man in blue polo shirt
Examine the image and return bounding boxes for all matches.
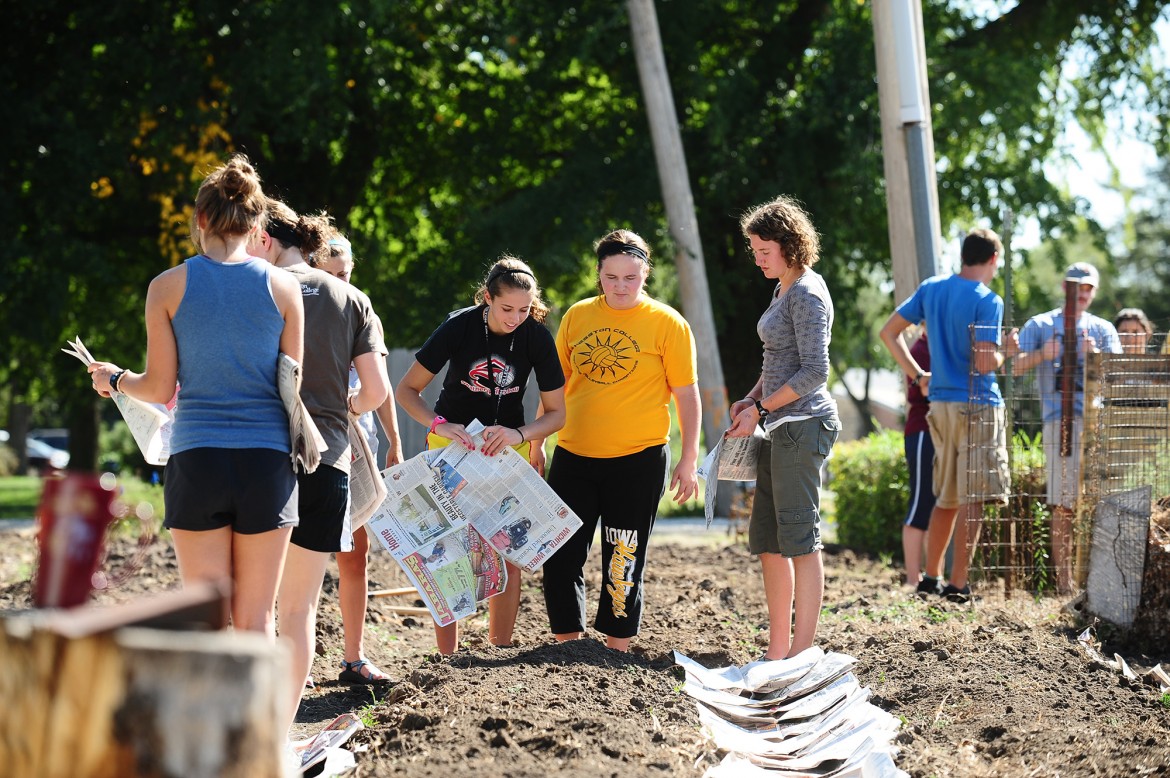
[880,229,1018,602]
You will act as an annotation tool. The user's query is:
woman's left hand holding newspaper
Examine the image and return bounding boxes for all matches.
[88,361,125,399]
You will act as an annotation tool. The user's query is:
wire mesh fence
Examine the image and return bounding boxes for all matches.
[965,324,1170,615]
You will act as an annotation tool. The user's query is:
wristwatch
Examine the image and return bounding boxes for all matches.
[910,371,924,387]
[754,400,769,420]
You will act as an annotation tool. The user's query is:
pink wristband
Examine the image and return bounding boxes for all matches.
[429,415,446,435]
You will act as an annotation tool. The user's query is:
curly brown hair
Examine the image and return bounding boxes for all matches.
[739,195,821,268]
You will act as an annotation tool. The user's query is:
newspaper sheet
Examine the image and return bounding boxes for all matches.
[348,416,387,529]
[697,427,765,527]
[61,338,173,466]
[367,420,583,625]
[293,711,363,774]
[277,353,328,474]
[366,453,493,626]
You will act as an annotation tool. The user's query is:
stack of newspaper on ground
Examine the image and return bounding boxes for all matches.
[367,420,582,626]
[675,648,907,778]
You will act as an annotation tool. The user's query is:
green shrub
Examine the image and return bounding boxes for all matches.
[99,421,147,475]
[830,429,907,555]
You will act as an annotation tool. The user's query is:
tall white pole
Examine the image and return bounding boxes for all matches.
[873,0,943,302]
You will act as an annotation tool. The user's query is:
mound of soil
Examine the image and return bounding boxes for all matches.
[1,524,1167,777]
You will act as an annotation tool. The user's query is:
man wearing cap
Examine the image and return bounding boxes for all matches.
[1014,262,1121,593]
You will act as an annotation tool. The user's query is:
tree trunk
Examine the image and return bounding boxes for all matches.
[627,0,730,512]
[0,586,288,778]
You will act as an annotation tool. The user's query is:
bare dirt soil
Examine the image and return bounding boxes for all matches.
[2,522,1168,777]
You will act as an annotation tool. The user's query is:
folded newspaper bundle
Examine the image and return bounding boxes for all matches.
[697,428,765,527]
[277,353,328,474]
[62,337,173,466]
[348,415,387,529]
[675,648,907,777]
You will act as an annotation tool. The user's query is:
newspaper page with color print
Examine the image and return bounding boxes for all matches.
[367,420,583,625]
[365,452,488,626]
[61,338,173,466]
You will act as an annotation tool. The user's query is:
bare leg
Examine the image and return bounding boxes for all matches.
[1051,506,1074,593]
[902,525,926,585]
[759,552,795,659]
[789,551,824,656]
[949,502,983,590]
[553,631,583,642]
[433,619,459,655]
[337,526,370,662]
[488,561,522,647]
[924,505,958,580]
[606,635,631,652]
[230,528,293,637]
[170,527,233,589]
[172,526,292,636]
[277,543,331,734]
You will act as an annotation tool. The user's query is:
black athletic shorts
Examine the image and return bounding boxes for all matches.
[290,464,350,553]
[163,447,298,534]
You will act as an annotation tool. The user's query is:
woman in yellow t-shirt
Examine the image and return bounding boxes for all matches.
[542,229,701,652]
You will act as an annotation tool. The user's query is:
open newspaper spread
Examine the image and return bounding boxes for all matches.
[697,427,765,527]
[367,420,583,626]
[277,353,328,474]
[62,338,173,466]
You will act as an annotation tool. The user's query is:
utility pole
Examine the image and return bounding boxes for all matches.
[627,0,730,509]
[873,0,942,303]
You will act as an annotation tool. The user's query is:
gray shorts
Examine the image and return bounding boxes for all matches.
[749,416,840,557]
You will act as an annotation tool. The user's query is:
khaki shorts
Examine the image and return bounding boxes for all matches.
[1042,418,1082,509]
[927,402,1009,509]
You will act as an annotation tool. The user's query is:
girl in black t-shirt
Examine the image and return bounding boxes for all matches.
[397,256,566,654]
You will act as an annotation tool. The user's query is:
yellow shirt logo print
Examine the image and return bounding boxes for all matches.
[576,331,636,383]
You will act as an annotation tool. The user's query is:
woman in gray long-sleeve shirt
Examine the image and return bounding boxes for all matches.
[726,195,841,662]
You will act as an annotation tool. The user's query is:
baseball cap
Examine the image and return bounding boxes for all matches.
[1065,262,1099,287]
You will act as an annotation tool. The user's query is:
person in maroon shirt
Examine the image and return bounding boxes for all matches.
[902,328,936,586]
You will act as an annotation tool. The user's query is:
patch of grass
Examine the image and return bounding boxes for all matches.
[0,476,42,519]
[925,606,953,624]
[1160,693,1170,710]
[356,688,380,727]
[0,473,165,524]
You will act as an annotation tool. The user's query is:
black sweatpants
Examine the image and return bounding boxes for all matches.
[541,444,668,639]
